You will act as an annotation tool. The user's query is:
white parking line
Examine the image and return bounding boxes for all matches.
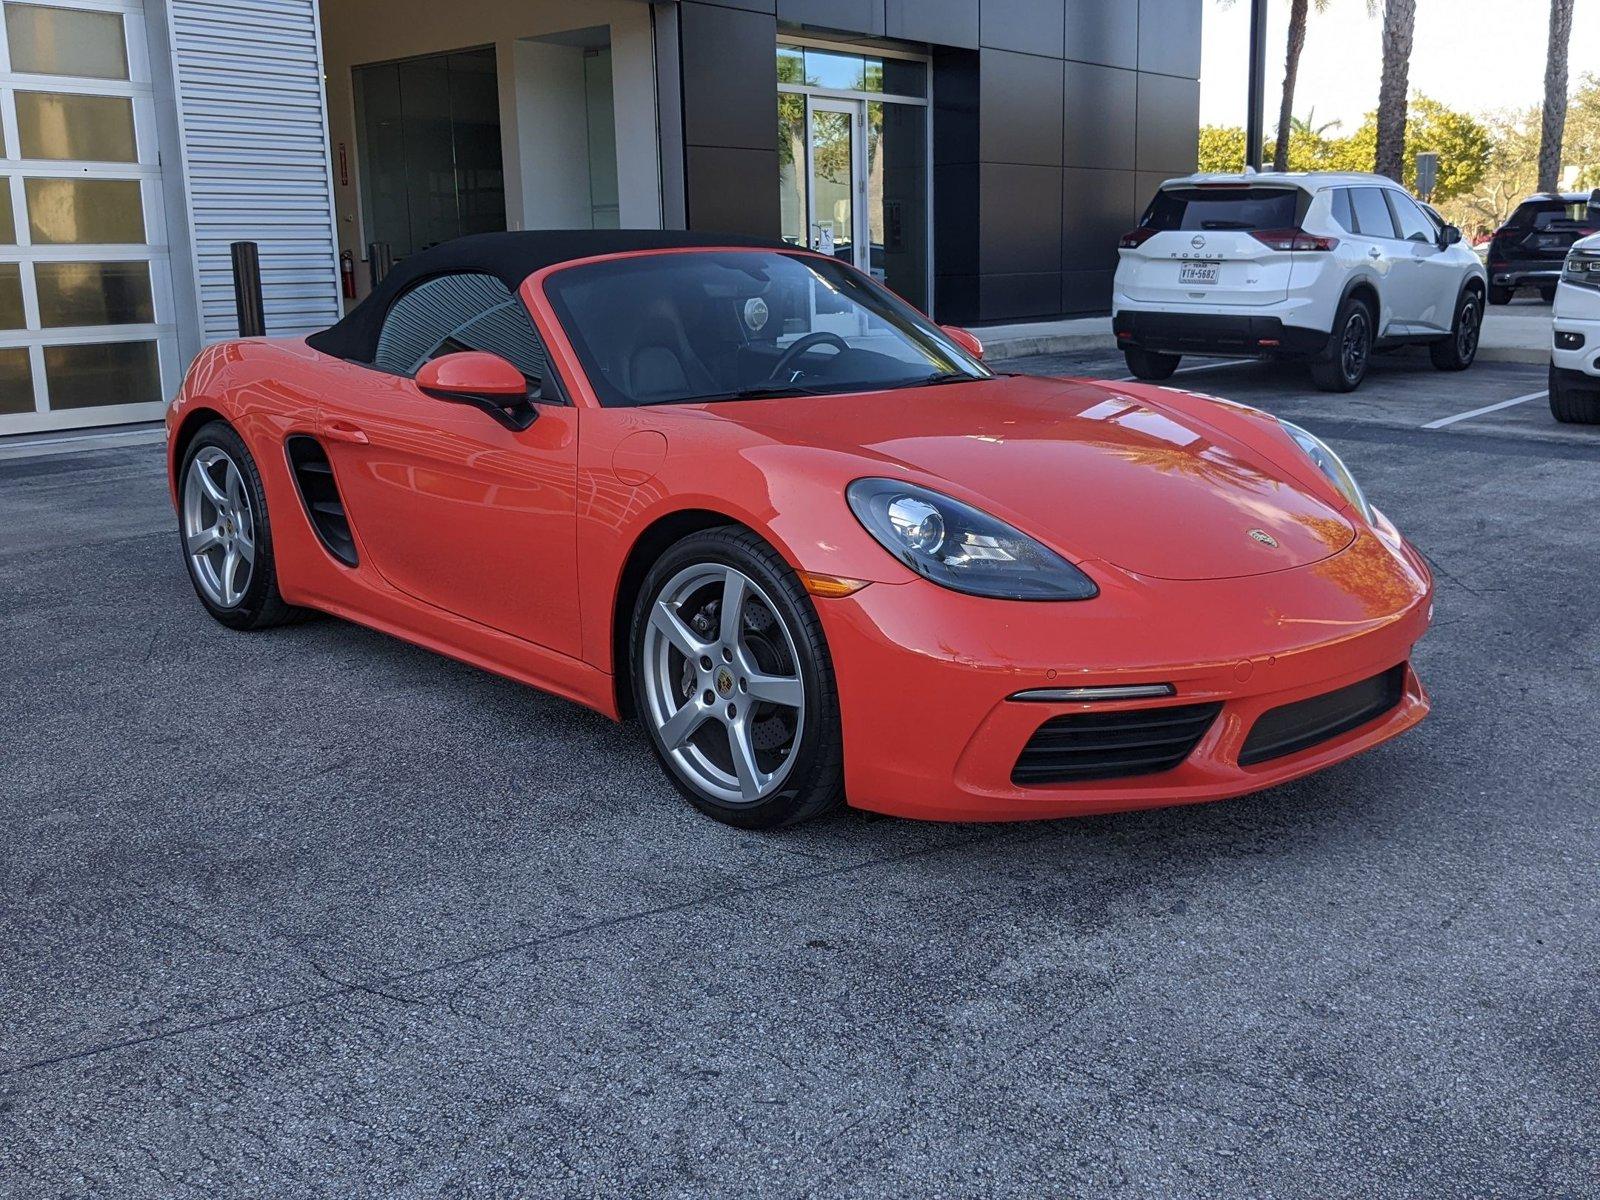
[1421,389,1549,430]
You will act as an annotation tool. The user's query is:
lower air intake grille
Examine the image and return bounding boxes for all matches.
[1238,664,1406,767]
[1012,702,1223,786]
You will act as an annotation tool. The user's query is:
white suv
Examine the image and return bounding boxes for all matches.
[1113,170,1488,392]
[1550,231,1600,423]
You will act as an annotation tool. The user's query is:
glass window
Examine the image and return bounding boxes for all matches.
[1140,187,1303,232]
[868,100,929,310]
[36,261,154,326]
[1387,191,1436,243]
[783,47,925,98]
[777,94,807,249]
[0,347,34,414]
[25,178,145,243]
[1510,199,1599,230]
[777,44,805,86]
[5,5,129,79]
[543,251,987,408]
[1329,188,1355,234]
[0,262,24,329]
[1350,187,1397,239]
[43,340,161,408]
[16,92,137,161]
[374,271,545,381]
[0,185,14,243]
[802,47,867,91]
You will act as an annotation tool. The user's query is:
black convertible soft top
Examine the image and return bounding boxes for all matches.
[304,230,790,364]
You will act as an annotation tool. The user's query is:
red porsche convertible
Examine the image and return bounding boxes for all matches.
[167,231,1432,827]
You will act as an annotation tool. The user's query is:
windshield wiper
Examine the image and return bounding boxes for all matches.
[901,371,982,388]
[656,382,841,405]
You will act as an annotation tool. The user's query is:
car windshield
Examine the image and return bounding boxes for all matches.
[542,251,989,407]
[1140,187,1304,232]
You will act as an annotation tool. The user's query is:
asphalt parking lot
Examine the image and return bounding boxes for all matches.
[3,347,1598,1197]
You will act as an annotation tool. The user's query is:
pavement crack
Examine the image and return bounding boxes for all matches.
[1,825,1024,1077]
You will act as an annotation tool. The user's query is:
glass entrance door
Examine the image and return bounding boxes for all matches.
[806,99,861,271]
[776,43,930,311]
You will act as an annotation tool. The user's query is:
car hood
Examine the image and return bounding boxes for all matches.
[712,375,1356,581]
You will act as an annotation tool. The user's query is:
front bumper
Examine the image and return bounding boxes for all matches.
[1113,309,1331,359]
[816,524,1433,822]
[1552,297,1600,378]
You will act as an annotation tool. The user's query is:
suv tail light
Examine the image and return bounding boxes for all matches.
[1250,228,1338,252]
[1119,227,1158,249]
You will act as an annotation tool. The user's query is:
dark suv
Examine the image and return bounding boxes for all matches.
[1487,191,1600,304]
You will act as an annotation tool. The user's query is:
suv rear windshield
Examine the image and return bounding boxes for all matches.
[1140,187,1305,232]
[1508,199,1599,230]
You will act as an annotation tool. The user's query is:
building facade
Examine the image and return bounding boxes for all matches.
[0,0,1200,437]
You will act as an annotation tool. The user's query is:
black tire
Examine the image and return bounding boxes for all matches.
[1487,284,1512,306]
[177,420,305,630]
[1310,295,1374,392]
[1539,285,1557,304]
[1549,363,1600,424]
[629,525,844,829]
[1123,347,1181,380]
[1429,287,1482,371]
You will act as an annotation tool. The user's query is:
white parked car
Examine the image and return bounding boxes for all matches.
[1113,170,1488,392]
[1550,231,1600,424]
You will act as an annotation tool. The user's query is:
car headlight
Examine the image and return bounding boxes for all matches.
[1562,247,1600,289]
[1278,419,1373,523]
[846,478,1098,600]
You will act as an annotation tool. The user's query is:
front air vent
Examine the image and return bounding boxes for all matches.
[285,436,357,566]
[1012,702,1223,786]
[1238,664,1405,766]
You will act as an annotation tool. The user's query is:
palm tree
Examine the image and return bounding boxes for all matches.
[1270,0,1328,170]
[1539,0,1575,192]
[1374,0,1417,182]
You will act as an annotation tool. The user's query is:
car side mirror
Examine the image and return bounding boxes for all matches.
[941,325,985,360]
[416,351,539,431]
[1440,224,1462,247]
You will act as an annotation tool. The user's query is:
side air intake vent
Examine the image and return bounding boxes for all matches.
[1012,702,1223,786]
[285,436,357,566]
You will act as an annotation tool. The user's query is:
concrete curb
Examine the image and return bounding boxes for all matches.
[1474,345,1550,366]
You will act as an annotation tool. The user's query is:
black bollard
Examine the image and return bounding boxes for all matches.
[230,241,265,337]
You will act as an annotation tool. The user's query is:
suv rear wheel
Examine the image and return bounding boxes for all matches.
[1310,296,1373,392]
[1123,347,1180,380]
[1429,287,1481,371]
[1488,284,1512,305]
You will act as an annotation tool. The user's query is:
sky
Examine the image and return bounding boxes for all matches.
[1200,0,1600,134]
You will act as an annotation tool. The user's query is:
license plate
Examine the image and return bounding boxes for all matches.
[1179,261,1219,285]
[1538,235,1563,248]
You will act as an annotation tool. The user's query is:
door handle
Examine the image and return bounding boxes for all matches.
[325,420,369,445]
[1368,247,1383,259]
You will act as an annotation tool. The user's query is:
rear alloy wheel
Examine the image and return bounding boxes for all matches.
[1310,297,1373,392]
[179,420,303,630]
[632,527,843,828]
[1549,363,1600,425]
[1123,347,1181,380]
[1487,284,1512,306]
[1429,288,1481,371]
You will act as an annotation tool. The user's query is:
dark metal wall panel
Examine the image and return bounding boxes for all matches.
[979,49,1062,168]
[886,0,978,48]
[1135,72,1201,176]
[1136,0,1203,78]
[979,163,1061,276]
[1063,60,1136,170]
[1061,167,1139,273]
[680,2,779,153]
[777,0,885,36]
[978,0,1064,57]
[1065,1,1137,69]
[686,146,781,234]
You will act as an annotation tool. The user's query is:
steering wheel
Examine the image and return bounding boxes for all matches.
[766,332,849,382]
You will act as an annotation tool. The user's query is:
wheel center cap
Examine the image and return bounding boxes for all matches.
[714,667,735,697]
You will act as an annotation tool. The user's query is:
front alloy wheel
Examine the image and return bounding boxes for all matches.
[183,445,257,608]
[632,527,843,827]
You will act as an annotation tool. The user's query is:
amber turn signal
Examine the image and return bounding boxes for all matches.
[798,571,870,598]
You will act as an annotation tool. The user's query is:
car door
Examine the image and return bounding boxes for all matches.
[1345,186,1408,334]
[316,272,582,657]
[1386,190,1458,333]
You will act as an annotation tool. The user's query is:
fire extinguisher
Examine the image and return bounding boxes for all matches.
[340,249,356,299]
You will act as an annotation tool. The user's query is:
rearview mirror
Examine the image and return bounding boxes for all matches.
[941,325,985,360]
[416,351,538,431]
[1440,224,1462,247]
